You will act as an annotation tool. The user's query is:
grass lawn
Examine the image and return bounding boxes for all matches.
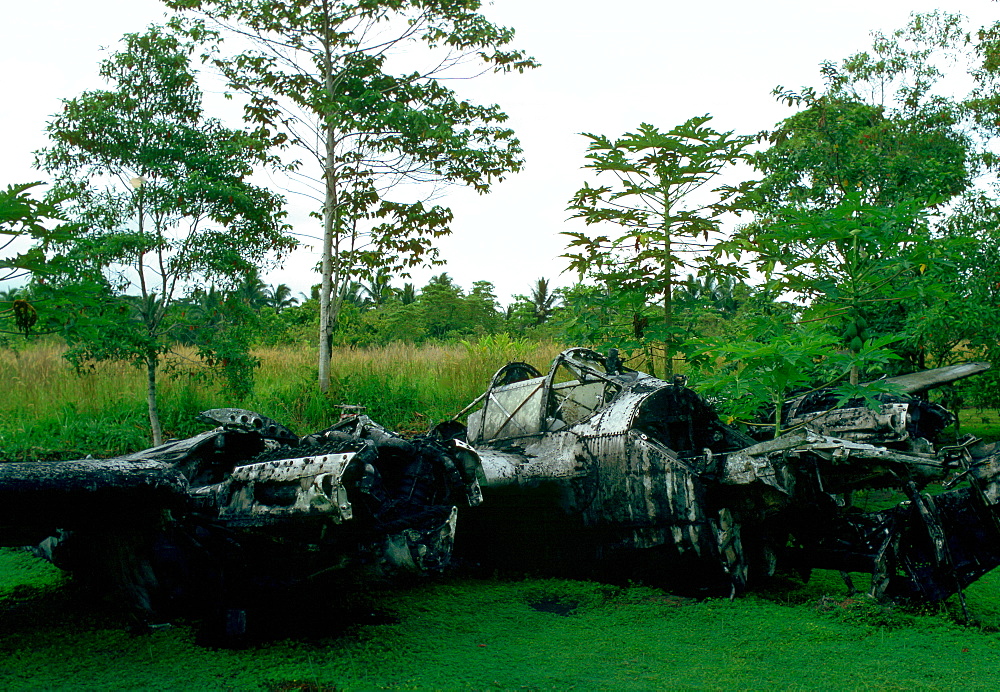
[957,408,1000,441]
[3,547,1000,691]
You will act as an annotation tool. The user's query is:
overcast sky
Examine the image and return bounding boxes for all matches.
[3,1,997,304]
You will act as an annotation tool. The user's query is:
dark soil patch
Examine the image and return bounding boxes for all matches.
[265,681,340,692]
[528,597,579,616]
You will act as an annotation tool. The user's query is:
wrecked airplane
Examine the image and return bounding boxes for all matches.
[1,348,998,633]
[458,348,999,605]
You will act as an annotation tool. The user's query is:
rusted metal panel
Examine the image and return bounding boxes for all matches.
[786,403,910,443]
[217,451,356,525]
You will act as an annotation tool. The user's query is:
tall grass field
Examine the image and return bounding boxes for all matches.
[0,337,561,461]
[3,341,1000,690]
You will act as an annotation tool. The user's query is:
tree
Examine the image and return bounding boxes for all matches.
[339,281,373,310]
[675,273,740,318]
[265,282,298,313]
[918,193,1000,408]
[725,12,985,385]
[693,321,836,437]
[36,28,293,444]
[399,282,417,306]
[691,318,902,438]
[730,193,941,385]
[466,280,502,334]
[506,277,562,332]
[751,90,971,213]
[165,0,537,392]
[526,277,559,326]
[557,280,653,364]
[360,268,394,308]
[232,267,270,309]
[564,116,753,375]
[417,273,466,339]
[0,182,79,335]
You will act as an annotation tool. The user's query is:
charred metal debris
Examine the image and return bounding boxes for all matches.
[0,410,482,630]
[1,348,997,630]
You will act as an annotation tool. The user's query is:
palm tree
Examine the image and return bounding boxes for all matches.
[528,278,559,325]
[712,276,740,315]
[0,287,25,304]
[339,281,373,310]
[676,274,739,315]
[232,268,269,310]
[400,283,416,305]
[675,274,706,306]
[188,285,226,322]
[265,283,299,313]
[361,268,394,308]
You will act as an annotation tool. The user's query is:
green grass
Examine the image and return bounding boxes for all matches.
[0,547,65,596]
[1,340,993,461]
[958,408,1000,441]
[3,549,1000,691]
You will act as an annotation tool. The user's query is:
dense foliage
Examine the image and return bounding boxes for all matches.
[564,117,753,376]
[560,11,1000,421]
[257,273,564,348]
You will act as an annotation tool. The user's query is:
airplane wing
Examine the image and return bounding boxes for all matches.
[882,362,991,395]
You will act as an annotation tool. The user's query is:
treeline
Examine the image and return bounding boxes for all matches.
[254,273,562,347]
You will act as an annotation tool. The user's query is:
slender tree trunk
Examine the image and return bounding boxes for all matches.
[664,235,673,376]
[662,186,673,376]
[773,393,783,439]
[318,134,336,392]
[318,16,337,394]
[146,353,163,446]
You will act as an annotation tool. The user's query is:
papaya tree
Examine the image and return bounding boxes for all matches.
[0,181,78,335]
[564,116,753,375]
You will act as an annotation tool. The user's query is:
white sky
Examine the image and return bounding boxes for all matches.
[3,0,998,305]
